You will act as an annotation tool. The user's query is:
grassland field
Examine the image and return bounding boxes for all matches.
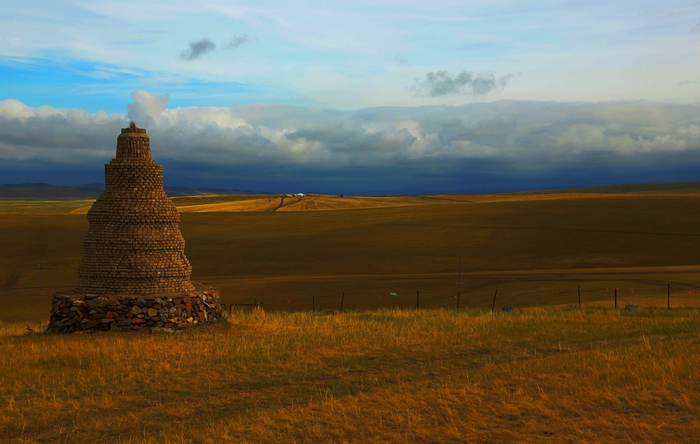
[1,191,700,321]
[2,190,700,442]
[1,307,699,442]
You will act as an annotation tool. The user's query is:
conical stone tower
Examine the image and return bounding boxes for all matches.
[76,122,194,294]
[48,123,222,333]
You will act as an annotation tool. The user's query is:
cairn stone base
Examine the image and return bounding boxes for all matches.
[47,284,223,334]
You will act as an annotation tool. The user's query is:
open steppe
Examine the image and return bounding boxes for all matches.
[2,190,700,321]
[2,308,699,443]
[2,189,700,442]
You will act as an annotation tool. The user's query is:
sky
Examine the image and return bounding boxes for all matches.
[1,1,700,194]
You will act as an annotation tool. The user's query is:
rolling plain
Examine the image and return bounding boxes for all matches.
[1,189,700,442]
[2,190,700,320]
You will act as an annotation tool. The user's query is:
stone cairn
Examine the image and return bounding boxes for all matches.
[47,122,223,333]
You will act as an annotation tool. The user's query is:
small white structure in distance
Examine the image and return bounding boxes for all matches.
[295,193,305,197]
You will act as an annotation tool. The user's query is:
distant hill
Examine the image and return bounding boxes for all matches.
[2,180,700,199]
[0,183,105,198]
[548,181,700,194]
[0,183,254,198]
[163,186,255,197]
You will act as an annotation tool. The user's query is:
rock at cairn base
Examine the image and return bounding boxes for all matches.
[47,285,223,334]
[47,123,223,333]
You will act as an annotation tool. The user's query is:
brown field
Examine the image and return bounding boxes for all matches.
[68,194,443,214]
[2,191,700,442]
[2,191,700,321]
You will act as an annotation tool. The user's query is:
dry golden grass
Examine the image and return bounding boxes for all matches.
[65,194,442,215]
[432,190,700,203]
[276,195,437,212]
[33,189,700,215]
[175,194,441,213]
[177,197,283,213]
[0,307,698,442]
[3,191,700,441]
[0,199,95,215]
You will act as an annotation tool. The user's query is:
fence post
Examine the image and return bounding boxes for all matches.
[491,289,498,313]
[667,283,671,310]
[340,292,345,312]
[416,291,420,309]
[578,286,581,309]
[313,295,315,312]
[457,291,460,310]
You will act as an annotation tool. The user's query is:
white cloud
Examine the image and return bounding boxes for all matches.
[0,99,34,119]
[3,92,700,177]
[126,90,169,127]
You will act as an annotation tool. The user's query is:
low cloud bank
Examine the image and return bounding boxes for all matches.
[1,91,699,193]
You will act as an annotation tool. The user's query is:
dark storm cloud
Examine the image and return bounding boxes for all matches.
[3,92,700,194]
[0,114,118,150]
[227,34,256,49]
[412,70,520,97]
[0,101,125,163]
[180,39,216,60]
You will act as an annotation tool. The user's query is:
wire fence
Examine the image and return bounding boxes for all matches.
[3,274,699,315]
[222,283,700,314]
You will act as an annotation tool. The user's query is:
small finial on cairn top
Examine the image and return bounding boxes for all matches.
[120,120,146,135]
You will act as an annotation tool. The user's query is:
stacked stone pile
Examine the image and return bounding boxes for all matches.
[47,286,222,333]
[48,122,223,333]
[75,124,193,294]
